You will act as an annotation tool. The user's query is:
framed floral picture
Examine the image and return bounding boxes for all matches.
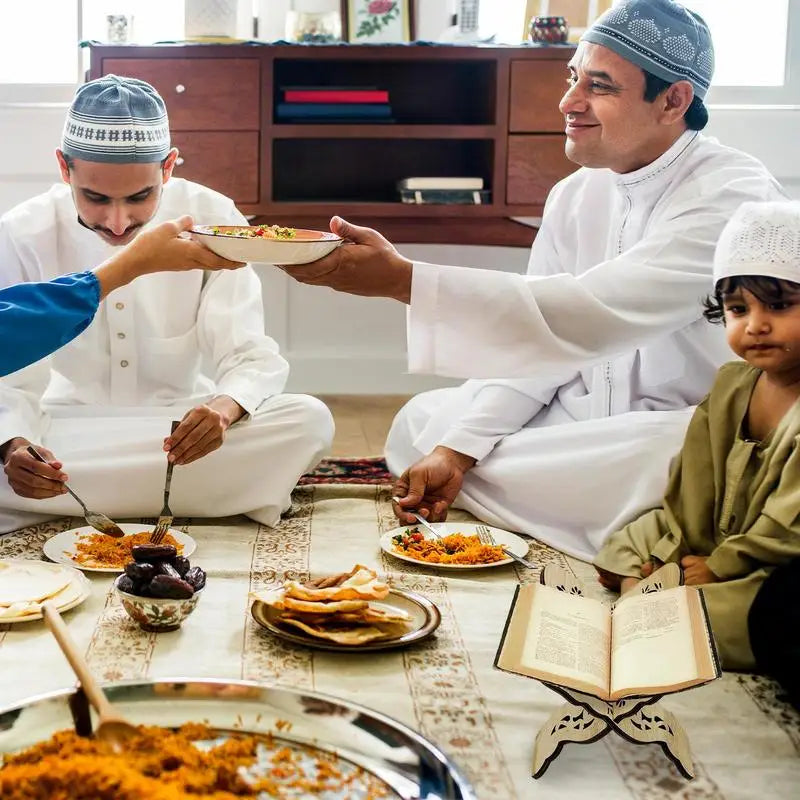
[342,0,415,44]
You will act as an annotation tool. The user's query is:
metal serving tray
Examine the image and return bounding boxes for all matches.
[0,678,475,800]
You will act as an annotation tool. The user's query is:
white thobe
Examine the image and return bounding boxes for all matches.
[0,179,333,532]
[386,132,786,560]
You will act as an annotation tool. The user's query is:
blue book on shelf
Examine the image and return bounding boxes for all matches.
[276,103,393,119]
[399,188,492,205]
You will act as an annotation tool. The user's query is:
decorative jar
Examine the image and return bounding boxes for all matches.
[285,11,342,43]
[529,16,569,45]
[106,14,132,43]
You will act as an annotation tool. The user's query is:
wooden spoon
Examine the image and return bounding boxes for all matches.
[42,600,139,752]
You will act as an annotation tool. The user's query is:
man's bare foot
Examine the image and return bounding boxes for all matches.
[595,567,622,591]
[620,576,641,595]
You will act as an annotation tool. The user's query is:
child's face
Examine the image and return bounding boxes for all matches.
[724,287,800,377]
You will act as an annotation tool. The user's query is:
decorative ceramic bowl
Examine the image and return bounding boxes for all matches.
[114,575,203,632]
[191,225,342,265]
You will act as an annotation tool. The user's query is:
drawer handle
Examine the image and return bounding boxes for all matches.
[175,84,185,94]
[175,156,185,166]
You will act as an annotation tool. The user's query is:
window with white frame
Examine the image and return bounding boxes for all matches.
[682,0,798,106]
[0,0,185,88]
[484,0,798,104]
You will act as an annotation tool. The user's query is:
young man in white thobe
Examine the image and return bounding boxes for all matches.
[0,76,333,533]
[279,0,785,559]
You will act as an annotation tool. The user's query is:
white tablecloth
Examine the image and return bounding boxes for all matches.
[1,484,799,799]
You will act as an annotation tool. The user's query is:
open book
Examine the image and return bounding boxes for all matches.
[495,584,720,702]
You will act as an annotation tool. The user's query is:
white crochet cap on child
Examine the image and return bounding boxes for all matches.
[714,201,800,285]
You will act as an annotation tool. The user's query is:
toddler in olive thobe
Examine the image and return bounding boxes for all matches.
[595,201,800,670]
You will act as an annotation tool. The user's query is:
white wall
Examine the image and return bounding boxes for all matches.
[260,244,528,394]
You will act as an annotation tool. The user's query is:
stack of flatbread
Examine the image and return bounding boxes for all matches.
[0,560,88,621]
[251,565,412,645]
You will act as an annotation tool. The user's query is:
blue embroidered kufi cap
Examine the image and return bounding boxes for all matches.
[62,75,170,164]
[581,0,714,100]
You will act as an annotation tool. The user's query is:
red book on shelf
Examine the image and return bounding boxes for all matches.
[284,89,390,104]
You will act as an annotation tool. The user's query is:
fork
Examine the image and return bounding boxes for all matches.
[150,420,180,544]
[391,496,443,540]
[476,524,536,569]
[26,445,124,537]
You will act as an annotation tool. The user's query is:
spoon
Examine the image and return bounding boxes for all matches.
[41,600,139,752]
[27,445,124,537]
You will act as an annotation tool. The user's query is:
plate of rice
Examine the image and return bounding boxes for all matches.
[191,224,342,265]
[42,523,195,573]
[380,522,529,569]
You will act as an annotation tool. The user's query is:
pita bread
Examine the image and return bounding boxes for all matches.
[0,571,86,619]
[0,561,72,606]
[281,618,410,644]
[282,595,369,614]
[251,565,416,646]
[334,606,410,624]
[250,587,287,608]
[283,565,389,602]
[285,606,411,626]
[250,587,369,615]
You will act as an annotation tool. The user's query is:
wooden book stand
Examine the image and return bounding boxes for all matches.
[532,565,695,780]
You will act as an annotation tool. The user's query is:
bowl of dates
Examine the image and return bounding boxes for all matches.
[114,543,206,632]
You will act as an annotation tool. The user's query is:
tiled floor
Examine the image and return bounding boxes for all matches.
[318,395,410,457]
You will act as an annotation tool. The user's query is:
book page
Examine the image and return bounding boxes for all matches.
[514,585,611,696]
[609,586,698,698]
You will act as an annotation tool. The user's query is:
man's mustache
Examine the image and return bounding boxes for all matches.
[77,216,144,237]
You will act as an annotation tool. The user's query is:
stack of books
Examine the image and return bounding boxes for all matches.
[276,86,393,122]
[397,177,489,205]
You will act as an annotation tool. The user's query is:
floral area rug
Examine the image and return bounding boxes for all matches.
[299,456,392,485]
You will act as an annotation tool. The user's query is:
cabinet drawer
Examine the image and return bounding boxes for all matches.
[507,135,577,205]
[100,58,260,131]
[509,60,568,133]
[171,131,259,204]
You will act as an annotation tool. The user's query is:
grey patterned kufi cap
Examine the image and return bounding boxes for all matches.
[714,202,800,286]
[581,0,714,100]
[62,75,170,164]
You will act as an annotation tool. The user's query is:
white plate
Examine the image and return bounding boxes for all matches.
[42,524,196,573]
[380,522,529,570]
[0,560,91,623]
[191,225,342,265]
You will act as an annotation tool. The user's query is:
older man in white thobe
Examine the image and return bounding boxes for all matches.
[0,76,333,533]
[279,0,785,560]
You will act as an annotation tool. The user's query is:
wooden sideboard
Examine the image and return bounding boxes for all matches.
[88,43,577,246]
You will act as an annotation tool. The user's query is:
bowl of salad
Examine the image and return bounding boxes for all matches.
[191,224,342,265]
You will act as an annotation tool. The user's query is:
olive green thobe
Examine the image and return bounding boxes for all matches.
[595,361,800,669]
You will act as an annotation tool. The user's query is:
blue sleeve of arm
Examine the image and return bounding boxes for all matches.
[0,271,100,376]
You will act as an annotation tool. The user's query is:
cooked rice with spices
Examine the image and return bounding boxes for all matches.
[0,723,391,799]
[72,531,183,569]
[393,532,505,564]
